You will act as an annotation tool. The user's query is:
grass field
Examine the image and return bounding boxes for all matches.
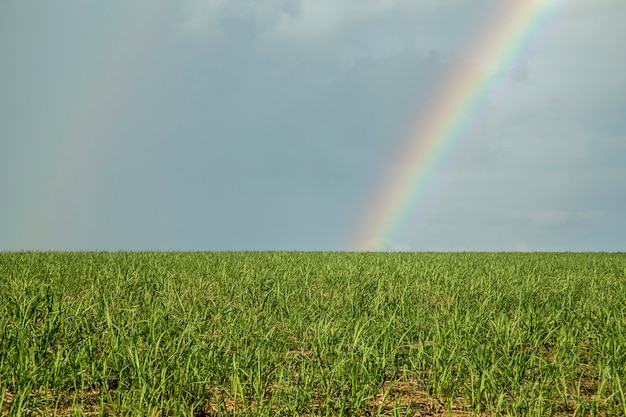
[1,252,625,416]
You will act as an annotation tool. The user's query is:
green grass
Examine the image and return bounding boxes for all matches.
[1,252,625,416]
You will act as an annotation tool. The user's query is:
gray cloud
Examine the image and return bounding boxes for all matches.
[0,0,624,251]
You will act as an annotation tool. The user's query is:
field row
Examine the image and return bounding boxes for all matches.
[1,252,625,416]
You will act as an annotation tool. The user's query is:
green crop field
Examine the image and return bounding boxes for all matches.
[1,252,625,416]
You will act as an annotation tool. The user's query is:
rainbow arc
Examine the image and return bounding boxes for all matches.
[352,0,565,251]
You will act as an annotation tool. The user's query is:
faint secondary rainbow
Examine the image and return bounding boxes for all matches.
[352,0,565,251]
[14,3,166,249]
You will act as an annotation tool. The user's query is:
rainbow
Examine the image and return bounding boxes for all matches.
[14,4,165,249]
[351,0,566,251]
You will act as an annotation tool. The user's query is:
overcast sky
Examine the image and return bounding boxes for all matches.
[1,0,624,251]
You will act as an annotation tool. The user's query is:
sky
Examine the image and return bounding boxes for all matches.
[0,0,624,252]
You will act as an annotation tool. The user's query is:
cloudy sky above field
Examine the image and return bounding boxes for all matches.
[1,0,625,251]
